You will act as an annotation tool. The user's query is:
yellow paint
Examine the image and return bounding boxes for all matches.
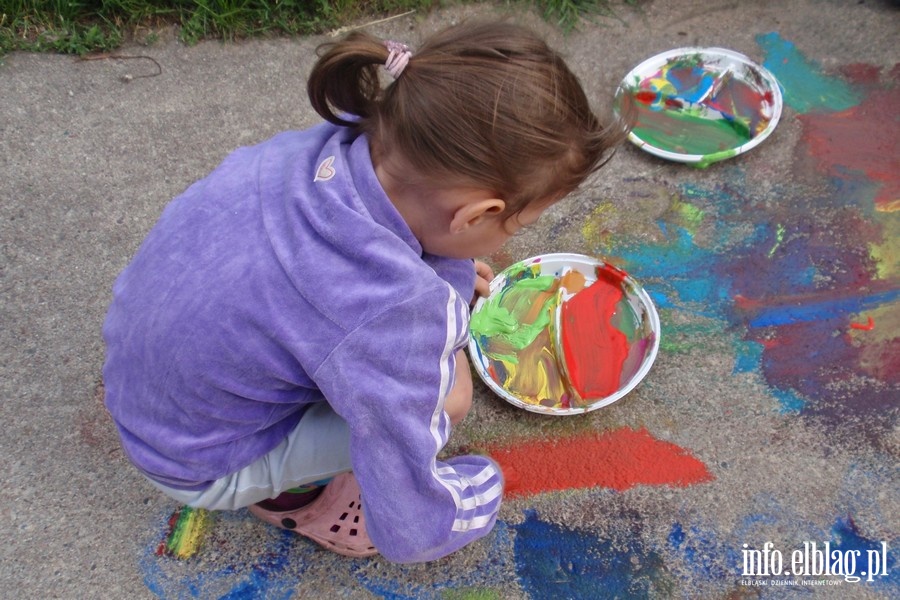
[875,198,900,213]
[165,506,212,559]
[668,194,705,234]
[501,329,568,405]
[868,212,899,280]
[581,201,616,252]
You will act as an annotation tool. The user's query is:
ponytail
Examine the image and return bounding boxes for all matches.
[307,32,391,127]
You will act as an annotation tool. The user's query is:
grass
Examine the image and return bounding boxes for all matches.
[0,1,632,56]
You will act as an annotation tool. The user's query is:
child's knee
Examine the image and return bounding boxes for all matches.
[445,350,473,425]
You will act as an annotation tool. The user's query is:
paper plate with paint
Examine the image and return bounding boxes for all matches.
[468,254,660,416]
[615,47,782,166]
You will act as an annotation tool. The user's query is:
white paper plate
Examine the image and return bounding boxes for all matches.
[615,47,782,166]
[468,253,660,416]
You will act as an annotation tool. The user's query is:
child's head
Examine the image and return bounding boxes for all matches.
[308,20,629,247]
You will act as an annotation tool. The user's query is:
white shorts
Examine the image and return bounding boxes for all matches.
[145,401,352,511]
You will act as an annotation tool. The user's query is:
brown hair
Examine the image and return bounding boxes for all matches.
[308,21,630,216]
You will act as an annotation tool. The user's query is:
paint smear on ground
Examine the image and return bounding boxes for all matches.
[800,86,900,212]
[757,32,862,113]
[609,167,898,442]
[485,428,713,498]
[514,510,672,599]
[156,505,212,558]
[828,517,899,587]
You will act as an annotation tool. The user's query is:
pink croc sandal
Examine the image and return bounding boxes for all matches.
[248,472,378,558]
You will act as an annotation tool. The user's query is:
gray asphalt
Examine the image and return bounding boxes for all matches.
[1,1,897,598]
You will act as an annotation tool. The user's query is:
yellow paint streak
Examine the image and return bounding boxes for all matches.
[502,328,567,405]
[668,193,705,234]
[167,506,211,559]
[875,198,900,213]
[581,201,616,251]
[868,212,899,280]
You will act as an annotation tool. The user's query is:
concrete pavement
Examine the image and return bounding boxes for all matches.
[1,1,897,597]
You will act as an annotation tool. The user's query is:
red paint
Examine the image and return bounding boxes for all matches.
[155,508,182,556]
[707,78,770,134]
[840,63,882,86]
[634,90,657,104]
[485,428,713,498]
[800,87,899,211]
[733,294,762,310]
[849,316,875,331]
[596,262,628,285]
[560,275,628,399]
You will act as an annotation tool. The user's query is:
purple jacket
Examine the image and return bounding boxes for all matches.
[102,123,503,562]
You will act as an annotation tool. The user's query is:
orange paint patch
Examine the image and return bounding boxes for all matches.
[486,427,713,498]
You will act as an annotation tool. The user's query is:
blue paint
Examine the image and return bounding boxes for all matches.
[668,523,686,549]
[732,339,763,373]
[829,517,899,587]
[352,520,518,599]
[744,288,900,328]
[756,32,861,113]
[218,536,297,600]
[616,225,724,318]
[665,521,732,581]
[612,173,897,434]
[141,510,303,599]
[513,510,670,599]
[771,386,806,413]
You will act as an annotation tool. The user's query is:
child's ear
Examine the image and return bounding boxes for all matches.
[449,199,506,234]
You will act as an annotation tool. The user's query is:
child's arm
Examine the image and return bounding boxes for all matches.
[314,285,503,563]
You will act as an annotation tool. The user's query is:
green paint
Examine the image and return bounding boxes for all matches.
[768,223,785,257]
[632,105,751,156]
[757,32,861,114]
[678,203,705,227]
[669,197,705,231]
[611,300,641,343]
[470,274,557,355]
[468,304,519,337]
[694,148,738,169]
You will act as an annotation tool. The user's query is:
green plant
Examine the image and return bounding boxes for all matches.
[0,0,630,56]
[534,0,632,31]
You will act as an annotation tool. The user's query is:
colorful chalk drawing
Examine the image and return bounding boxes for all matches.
[156,506,212,559]
[136,33,898,599]
[617,47,782,166]
[758,32,898,212]
[485,428,713,497]
[469,255,659,414]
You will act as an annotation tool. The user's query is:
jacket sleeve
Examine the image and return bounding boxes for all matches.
[421,254,476,303]
[313,283,503,563]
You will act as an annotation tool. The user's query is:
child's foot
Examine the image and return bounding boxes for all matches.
[248,473,378,558]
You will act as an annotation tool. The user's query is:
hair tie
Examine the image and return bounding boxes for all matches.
[384,40,412,79]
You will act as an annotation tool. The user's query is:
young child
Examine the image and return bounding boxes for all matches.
[102,20,626,563]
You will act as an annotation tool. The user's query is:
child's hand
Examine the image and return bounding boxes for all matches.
[473,260,494,303]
